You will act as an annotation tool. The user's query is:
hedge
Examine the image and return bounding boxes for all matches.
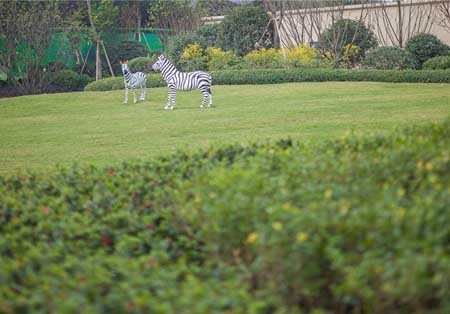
[1,119,449,314]
[85,68,450,91]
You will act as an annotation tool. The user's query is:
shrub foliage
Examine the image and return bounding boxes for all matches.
[405,33,449,67]
[422,55,450,70]
[85,68,450,91]
[364,47,418,70]
[1,120,449,314]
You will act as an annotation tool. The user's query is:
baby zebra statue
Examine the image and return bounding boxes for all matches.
[151,55,212,110]
[120,60,147,104]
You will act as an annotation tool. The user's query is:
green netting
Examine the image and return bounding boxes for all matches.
[0,31,163,73]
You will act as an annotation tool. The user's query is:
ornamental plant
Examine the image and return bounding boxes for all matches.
[284,45,320,67]
[180,43,206,71]
[243,48,283,68]
[405,33,449,67]
[205,47,241,70]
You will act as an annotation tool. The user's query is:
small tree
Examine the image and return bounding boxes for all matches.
[318,19,377,62]
[220,4,272,56]
[86,0,118,80]
[0,1,60,94]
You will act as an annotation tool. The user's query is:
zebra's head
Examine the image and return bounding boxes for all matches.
[151,55,167,72]
[120,60,129,74]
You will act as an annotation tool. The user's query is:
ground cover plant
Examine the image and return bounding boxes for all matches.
[1,82,449,175]
[0,118,449,314]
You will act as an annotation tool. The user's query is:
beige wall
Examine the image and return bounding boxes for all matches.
[276,1,450,48]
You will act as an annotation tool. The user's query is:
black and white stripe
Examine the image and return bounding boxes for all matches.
[121,61,146,104]
[152,55,212,110]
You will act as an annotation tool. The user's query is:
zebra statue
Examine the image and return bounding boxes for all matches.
[151,55,212,110]
[120,60,147,104]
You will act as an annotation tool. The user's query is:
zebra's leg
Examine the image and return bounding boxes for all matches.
[132,87,137,103]
[207,87,212,107]
[124,86,128,104]
[164,88,171,110]
[200,87,209,108]
[140,80,146,101]
[169,87,176,110]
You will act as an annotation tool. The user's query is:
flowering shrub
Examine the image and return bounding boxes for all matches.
[342,44,362,68]
[243,48,283,68]
[285,45,320,67]
[180,43,206,71]
[205,47,241,71]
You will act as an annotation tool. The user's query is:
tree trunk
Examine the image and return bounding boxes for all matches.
[96,39,102,80]
[136,2,141,42]
[397,0,403,48]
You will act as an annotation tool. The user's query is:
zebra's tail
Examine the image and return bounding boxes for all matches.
[207,87,212,95]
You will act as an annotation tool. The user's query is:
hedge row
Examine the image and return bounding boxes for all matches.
[85,68,450,91]
[1,119,449,314]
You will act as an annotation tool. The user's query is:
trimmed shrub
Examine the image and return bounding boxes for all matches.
[1,119,449,314]
[422,55,450,70]
[85,68,450,91]
[364,47,418,70]
[405,33,449,67]
[49,70,93,91]
[128,57,153,73]
[84,73,165,91]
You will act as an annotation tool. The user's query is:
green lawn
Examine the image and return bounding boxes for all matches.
[0,82,449,175]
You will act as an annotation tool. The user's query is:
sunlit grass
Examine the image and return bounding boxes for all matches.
[0,82,449,175]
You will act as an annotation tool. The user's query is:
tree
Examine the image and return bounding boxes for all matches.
[318,18,377,61]
[148,0,201,35]
[0,1,60,94]
[221,4,272,56]
[86,0,118,80]
[371,0,436,48]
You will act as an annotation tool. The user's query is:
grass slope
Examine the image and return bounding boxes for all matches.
[0,82,449,175]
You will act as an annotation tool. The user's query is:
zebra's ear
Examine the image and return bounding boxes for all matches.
[125,60,128,64]
[119,60,122,64]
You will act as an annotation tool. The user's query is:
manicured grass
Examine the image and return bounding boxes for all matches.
[0,82,449,175]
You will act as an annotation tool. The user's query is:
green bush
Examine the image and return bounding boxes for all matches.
[106,40,148,75]
[85,68,450,91]
[364,47,418,70]
[422,55,450,70]
[1,119,449,314]
[84,73,165,92]
[220,4,272,56]
[49,70,93,91]
[405,33,449,67]
[128,57,153,73]
[319,19,378,57]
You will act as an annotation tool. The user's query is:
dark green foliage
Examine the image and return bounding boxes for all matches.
[1,119,449,314]
[165,24,222,66]
[405,33,449,67]
[364,47,418,69]
[220,4,272,56]
[166,32,203,66]
[422,55,450,70]
[106,41,148,75]
[128,57,153,73]
[85,68,450,91]
[195,24,222,49]
[84,73,164,91]
[319,19,378,56]
[49,70,93,91]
